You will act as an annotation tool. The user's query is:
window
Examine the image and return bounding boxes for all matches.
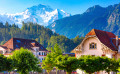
[16,40,21,43]
[89,42,97,49]
[42,52,44,55]
[44,52,46,55]
[36,48,39,52]
[16,45,19,48]
[39,52,41,55]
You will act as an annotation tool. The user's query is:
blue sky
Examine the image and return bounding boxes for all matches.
[0,0,120,15]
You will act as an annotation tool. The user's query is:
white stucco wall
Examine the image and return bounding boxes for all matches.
[31,47,47,63]
[0,47,6,54]
[106,54,112,58]
[38,51,47,62]
[76,37,103,58]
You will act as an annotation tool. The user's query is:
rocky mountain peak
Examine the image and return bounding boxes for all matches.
[85,5,103,13]
[0,4,71,27]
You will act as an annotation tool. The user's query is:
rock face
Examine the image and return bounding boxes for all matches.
[0,4,71,27]
[106,4,120,34]
[48,3,120,38]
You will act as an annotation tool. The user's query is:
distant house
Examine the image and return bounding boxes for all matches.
[0,38,48,64]
[72,29,120,74]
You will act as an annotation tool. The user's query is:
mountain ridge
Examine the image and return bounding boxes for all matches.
[48,3,120,38]
[0,4,71,27]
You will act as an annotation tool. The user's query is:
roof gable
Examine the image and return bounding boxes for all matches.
[86,29,117,51]
[3,38,14,49]
[2,38,47,51]
[86,29,96,36]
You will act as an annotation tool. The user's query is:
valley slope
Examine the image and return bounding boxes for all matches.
[48,3,120,38]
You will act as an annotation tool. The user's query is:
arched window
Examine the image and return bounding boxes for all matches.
[89,42,97,49]
[42,52,44,55]
[39,52,41,55]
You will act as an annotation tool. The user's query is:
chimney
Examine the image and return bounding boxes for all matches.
[116,35,119,46]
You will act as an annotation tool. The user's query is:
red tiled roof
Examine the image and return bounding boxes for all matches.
[3,38,14,49]
[0,45,13,50]
[0,45,8,50]
[2,38,47,51]
[112,38,120,47]
[86,29,117,51]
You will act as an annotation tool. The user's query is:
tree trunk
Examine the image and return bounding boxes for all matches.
[56,68,58,74]
[108,72,110,74]
[48,72,49,74]
[32,71,34,74]
[66,72,71,74]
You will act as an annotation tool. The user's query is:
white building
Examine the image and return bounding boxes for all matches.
[72,29,120,74]
[0,38,48,65]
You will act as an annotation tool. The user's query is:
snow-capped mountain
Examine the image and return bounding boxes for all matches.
[0,4,71,27]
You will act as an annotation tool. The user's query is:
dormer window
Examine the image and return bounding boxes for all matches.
[89,42,97,49]
[16,40,21,43]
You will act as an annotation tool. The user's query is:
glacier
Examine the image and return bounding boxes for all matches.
[0,4,71,27]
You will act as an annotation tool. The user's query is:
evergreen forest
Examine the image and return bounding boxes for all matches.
[0,22,83,52]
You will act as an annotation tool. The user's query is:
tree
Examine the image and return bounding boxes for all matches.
[6,57,14,74]
[0,40,6,45]
[42,54,54,74]
[10,48,41,74]
[0,54,7,71]
[0,21,83,53]
[78,55,109,74]
[21,21,28,30]
[5,21,9,28]
[42,44,62,74]
[106,58,119,74]
[111,59,119,73]
[56,55,79,74]
[0,22,4,28]
[47,35,80,52]
[72,36,83,45]
[51,44,62,74]
[51,43,62,57]
[0,54,13,72]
